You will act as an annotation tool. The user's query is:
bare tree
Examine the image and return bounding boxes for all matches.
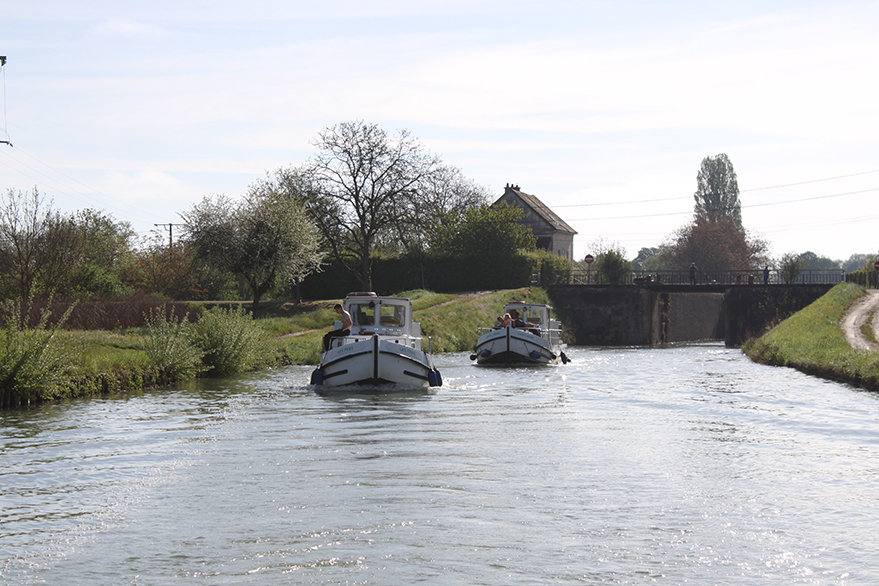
[302,121,442,291]
[0,188,82,301]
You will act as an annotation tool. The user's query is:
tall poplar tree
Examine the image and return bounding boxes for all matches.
[694,153,742,228]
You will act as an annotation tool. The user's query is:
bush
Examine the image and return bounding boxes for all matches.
[139,307,205,383]
[0,298,76,407]
[190,305,267,377]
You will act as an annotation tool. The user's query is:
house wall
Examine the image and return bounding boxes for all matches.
[496,192,574,261]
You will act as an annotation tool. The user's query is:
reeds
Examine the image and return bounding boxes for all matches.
[0,298,76,407]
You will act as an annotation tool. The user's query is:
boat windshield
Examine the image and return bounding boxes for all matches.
[520,306,545,326]
[351,302,376,327]
[378,303,407,327]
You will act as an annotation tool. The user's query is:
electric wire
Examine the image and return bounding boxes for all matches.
[0,147,166,224]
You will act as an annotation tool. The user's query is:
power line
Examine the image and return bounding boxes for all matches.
[0,146,166,224]
[553,168,879,209]
[564,187,879,222]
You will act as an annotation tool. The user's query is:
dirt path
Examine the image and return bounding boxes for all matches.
[840,290,879,351]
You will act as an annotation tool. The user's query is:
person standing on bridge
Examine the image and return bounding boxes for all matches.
[689,262,698,285]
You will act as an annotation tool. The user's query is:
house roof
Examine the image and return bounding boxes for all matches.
[494,184,578,235]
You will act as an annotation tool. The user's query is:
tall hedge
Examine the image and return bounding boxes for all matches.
[298,250,572,299]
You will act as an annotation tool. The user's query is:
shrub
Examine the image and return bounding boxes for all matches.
[139,307,205,382]
[190,305,267,376]
[0,298,76,407]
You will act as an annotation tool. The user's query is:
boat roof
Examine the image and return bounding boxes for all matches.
[504,301,552,310]
[344,292,412,303]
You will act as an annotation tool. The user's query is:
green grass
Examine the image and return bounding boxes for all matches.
[417,288,551,353]
[743,283,879,391]
[1,288,555,407]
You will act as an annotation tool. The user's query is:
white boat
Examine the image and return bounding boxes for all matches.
[471,301,569,366]
[310,292,443,389]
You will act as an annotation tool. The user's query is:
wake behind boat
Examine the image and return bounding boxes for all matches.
[471,301,569,366]
[310,292,442,390]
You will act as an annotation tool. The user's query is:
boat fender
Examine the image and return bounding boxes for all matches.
[530,350,542,359]
[428,370,443,387]
[310,369,324,386]
[480,349,492,358]
[469,354,477,360]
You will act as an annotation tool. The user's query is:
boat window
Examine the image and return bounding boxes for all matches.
[523,307,543,325]
[352,303,376,326]
[379,303,406,327]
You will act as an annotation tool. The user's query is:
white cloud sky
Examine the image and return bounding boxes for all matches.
[1,0,877,260]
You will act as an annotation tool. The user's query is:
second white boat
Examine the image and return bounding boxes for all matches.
[471,301,569,366]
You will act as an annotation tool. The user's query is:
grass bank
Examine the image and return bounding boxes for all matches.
[743,283,879,391]
[2,288,546,407]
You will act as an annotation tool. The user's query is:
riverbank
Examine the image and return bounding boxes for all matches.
[743,283,879,391]
[2,288,547,407]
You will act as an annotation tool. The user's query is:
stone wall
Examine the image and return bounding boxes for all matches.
[548,284,834,347]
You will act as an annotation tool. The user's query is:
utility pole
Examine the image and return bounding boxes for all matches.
[154,223,182,257]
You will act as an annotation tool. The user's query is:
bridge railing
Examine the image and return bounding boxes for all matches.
[570,269,847,286]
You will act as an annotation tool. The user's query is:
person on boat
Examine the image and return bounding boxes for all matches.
[508,309,529,329]
[502,313,513,326]
[494,316,504,328]
[322,303,352,352]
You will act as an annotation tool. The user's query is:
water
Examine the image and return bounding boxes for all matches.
[2,343,879,585]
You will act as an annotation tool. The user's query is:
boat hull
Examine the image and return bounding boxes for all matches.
[473,326,565,366]
[312,335,441,389]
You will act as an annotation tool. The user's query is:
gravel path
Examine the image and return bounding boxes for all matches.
[839,290,879,351]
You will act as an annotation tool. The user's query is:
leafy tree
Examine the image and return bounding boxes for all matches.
[0,190,135,300]
[589,239,631,284]
[778,252,806,284]
[0,188,86,300]
[404,165,491,250]
[182,183,324,313]
[428,202,536,256]
[797,251,840,271]
[663,217,768,272]
[302,120,441,290]
[122,232,214,300]
[694,153,742,228]
[57,209,135,296]
[841,253,874,273]
[631,247,660,272]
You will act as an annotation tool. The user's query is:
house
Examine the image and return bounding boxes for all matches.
[493,184,577,263]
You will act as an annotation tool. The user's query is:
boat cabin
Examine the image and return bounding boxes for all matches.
[341,292,420,339]
[503,301,563,347]
[505,302,553,327]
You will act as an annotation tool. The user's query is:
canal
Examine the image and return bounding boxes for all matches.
[2,343,878,584]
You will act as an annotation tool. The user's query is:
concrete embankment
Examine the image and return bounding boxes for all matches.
[547,284,835,347]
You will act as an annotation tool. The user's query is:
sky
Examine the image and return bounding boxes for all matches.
[1,0,877,262]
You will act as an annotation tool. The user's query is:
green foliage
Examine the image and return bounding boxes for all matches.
[744,283,879,390]
[797,251,840,270]
[694,153,742,227]
[595,248,631,285]
[0,298,75,407]
[183,184,325,309]
[521,249,573,286]
[0,190,135,301]
[778,252,806,284]
[664,218,768,272]
[429,202,536,256]
[139,307,205,383]
[190,306,268,377]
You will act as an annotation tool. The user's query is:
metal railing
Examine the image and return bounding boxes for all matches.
[569,269,847,286]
